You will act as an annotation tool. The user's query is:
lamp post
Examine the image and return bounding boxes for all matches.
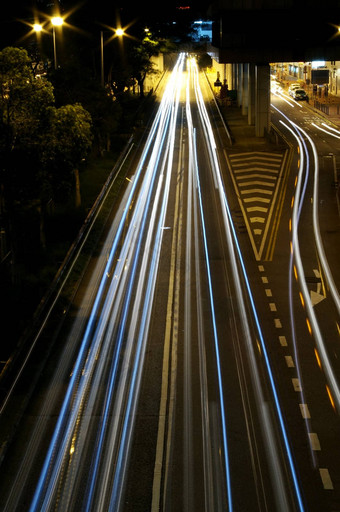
[51,16,63,69]
[101,31,104,87]
[100,27,125,87]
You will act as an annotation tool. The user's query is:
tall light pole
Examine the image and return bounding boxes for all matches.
[51,16,63,70]
[101,31,104,87]
[100,27,125,88]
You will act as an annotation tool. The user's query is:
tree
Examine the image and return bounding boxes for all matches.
[47,103,93,207]
[0,47,55,276]
[0,47,55,169]
[48,62,121,155]
[0,47,93,282]
[130,34,160,98]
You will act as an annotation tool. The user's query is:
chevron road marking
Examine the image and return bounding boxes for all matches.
[224,150,289,260]
[239,180,275,187]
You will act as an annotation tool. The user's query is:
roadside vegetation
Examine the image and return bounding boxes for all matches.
[0,31,167,353]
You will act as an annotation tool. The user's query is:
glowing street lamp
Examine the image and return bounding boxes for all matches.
[51,16,64,69]
[51,16,63,27]
[33,23,43,33]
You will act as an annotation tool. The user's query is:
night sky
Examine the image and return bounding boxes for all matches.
[1,0,211,48]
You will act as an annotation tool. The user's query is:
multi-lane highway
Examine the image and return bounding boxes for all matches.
[0,55,340,511]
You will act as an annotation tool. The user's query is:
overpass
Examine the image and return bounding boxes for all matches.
[207,0,340,136]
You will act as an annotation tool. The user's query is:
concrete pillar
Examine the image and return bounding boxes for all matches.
[222,63,226,84]
[242,63,249,116]
[232,63,237,90]
[226,63,232,89]
[237,63,243,107]
[248,63,255,126]
[255,64,270,137]
[220,63,232,91]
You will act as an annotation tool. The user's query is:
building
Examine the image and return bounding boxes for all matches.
[207,0,340,136]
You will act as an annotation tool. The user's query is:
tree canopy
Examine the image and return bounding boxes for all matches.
[0,46,93,276]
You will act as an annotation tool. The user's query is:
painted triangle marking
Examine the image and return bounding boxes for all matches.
[310,290,326,306]
[224,149,288,260]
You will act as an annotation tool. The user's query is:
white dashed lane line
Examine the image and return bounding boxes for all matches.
[319,468,334,490]
[285,356,295,368]
[279,335,288,347]
[257,264,335,494]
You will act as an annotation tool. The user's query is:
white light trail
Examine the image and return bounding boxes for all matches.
[278,116,318,467]
[273,90,299,107]
[107,56,185,512]
[186,59,233,511]
[297,124,340,315]
[321,122,340,135]
[312,122,340,139]
[272,103,340,414]
[190,61,305,511]
[29,53,186,512]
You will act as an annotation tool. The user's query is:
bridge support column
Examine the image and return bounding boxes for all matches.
[255,64,270,137]
[232,63,237,90]
[242,63,249,116]
[222,63,233,92]
[248,63,255,126]
[226,63,233,89]
[237,63,243,107]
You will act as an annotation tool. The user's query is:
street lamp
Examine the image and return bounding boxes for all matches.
[100,27,125,87]
[51,16,64,70]
[33,23,43,33]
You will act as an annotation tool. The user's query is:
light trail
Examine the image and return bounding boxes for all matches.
[32,108,171,509]
[107,55,185,512]
[31,73,176,504]
[191,61,304,511]
[273,91,299,107]
[321,122,340,135]
[298,124,340,315]
[191,123,233,511]
[184,69,195,510]
[312,122,340,139]
[278,115,318,468]
[95,58,184,511]
[84,73,178,510]
[186,60,232,511]
[28,53,186,512]
[272,104,340,414]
